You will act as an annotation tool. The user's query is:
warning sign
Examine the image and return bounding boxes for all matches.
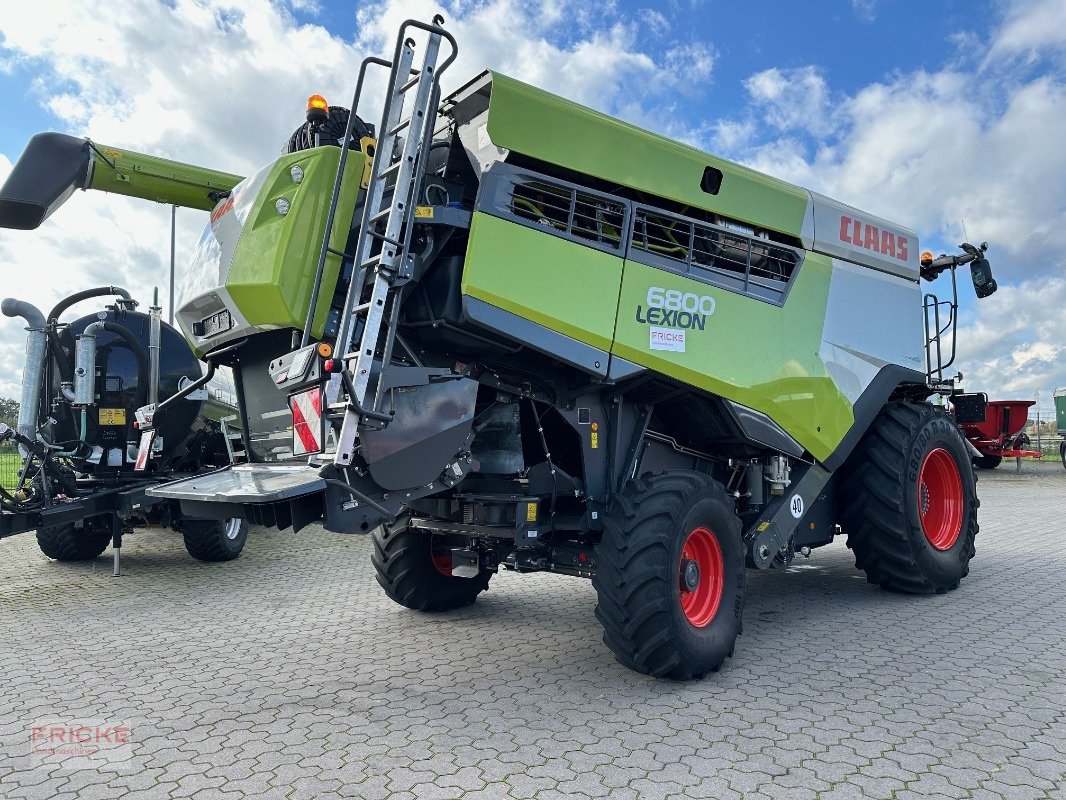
[290,389,324,456]
[99,408,127,426]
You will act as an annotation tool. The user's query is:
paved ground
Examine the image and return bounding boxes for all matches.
[1,461,1064,800]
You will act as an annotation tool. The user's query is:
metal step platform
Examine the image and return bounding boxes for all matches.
[146,464,325,505]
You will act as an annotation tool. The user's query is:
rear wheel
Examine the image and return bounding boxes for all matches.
[973,454,1002,470]
[36,519,112,561]
[181,518,247,562]
[1061,442,1066,470]
[372,521,491,611]
[840,401,978,594]
[593,472,745,680]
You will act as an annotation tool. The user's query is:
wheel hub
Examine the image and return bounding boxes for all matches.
[224,519,242,540]
[680,558,700,592]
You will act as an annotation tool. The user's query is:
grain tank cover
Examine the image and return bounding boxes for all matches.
[447,72,920,281]
[446,71,811,241]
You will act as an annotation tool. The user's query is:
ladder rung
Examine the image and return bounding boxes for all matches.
[389,117,412,136]
[398,73,422,93]
[369,208,391,224]
[367,229,403,248]
[351,301,372,315]
[358,254,382,271]
[377,159,405,180]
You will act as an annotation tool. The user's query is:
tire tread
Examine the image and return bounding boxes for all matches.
[840,401,979,594]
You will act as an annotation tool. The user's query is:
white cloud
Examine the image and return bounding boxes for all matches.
[743,66,834,138]
[353,0,713,114]
[851,0,878,23]
[665,41,717,86]
[986,0,1066,65]
[286,0,322,14]
[638,8,671,37]
[955,277,1066,397]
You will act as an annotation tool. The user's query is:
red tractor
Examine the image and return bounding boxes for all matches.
[952,394,1040,469]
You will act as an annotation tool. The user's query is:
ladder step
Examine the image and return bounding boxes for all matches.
[377,159,406,180]
[367,229,403,248]
[389,117,412,136]
[398,73,423,93]
[369,207,391,224]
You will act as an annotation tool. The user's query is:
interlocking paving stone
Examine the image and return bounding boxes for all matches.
[1,461,1064,799]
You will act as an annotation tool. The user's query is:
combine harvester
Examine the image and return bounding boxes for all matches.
[0,17,1001,677]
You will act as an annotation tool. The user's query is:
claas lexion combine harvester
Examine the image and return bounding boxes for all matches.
[0,17,1001,677]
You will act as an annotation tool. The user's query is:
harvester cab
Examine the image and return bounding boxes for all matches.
[1,16,1000,677]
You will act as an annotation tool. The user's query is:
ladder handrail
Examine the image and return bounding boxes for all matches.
[299,55,391,349]
[329,18,458,466]
[333,17,458,364]
[299,17,458,354]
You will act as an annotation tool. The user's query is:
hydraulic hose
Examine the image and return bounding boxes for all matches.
[48,285,133,324]
[1,298,47,456]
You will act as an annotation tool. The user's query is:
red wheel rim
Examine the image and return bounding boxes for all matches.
[679,527,724,628]
[429,536,452,576]
[918,448,963,550]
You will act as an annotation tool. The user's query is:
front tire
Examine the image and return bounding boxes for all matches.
[840,401,979,594]
[181,518,248,562]
[372,521,491,611]
[593,472,745,680]
[36,519,112,561]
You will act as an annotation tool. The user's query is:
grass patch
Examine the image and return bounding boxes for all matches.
[0,451,22,491]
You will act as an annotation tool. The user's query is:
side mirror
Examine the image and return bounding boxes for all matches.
[970,256,997,298]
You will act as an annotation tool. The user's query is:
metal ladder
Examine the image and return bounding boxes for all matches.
[329,17,457,466]
[221,417,248,464]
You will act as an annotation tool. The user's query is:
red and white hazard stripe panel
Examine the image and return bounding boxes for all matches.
[290,388,324,456]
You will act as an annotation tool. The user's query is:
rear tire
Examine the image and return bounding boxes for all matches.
[593,472,745,680]
[1061,442,1066,470]
[973,455,1002,470]
[36,520,112,561]
[372,521,491,611]
[840,401,978,594]
[181,518,247,562]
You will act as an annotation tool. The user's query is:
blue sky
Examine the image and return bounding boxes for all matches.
[0,0,1064,406]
